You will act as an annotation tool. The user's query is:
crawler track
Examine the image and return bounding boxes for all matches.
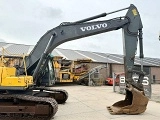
[35,87,68,104]
[0,94,58,120]
[42,88,68,104]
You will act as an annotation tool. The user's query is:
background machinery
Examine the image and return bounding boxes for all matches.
[53,56,92,83]
[105,73,125,86]
[0,4,148,119]
[53,56,74,83]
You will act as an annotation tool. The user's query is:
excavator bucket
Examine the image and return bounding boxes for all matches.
[107,85,149,114]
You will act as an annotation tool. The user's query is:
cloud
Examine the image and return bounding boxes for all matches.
[0,0,160,58]
[0,38,6,42]
[39,7,62,19]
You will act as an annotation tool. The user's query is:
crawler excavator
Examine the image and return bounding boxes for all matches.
[0,4,148,120]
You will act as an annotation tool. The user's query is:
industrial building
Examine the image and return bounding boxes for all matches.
[0,42,160,84]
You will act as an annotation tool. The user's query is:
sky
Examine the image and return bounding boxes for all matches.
[0,0,160,58]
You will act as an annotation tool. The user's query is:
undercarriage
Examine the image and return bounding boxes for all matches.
[33,88,69,104]
[0,88,68,120]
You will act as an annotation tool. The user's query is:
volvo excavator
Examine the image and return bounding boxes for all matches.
[0,4,148,120]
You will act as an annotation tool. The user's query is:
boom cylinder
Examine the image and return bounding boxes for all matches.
[139,29,144,72]
[73,6,129,24]
[139,29,144,59]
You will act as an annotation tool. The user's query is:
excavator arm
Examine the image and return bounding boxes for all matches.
[25,4,148,114]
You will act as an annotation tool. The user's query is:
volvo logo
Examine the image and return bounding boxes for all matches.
[80,23,107,32]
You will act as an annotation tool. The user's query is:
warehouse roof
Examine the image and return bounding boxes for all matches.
[0,42,160,67]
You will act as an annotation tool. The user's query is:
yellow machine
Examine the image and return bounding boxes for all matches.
[0,67,33,88]
[72,59,92,84]
[53,56,92,83]
[53,56,73,82]
[0,51,33,89]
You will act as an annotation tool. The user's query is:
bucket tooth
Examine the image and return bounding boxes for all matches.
[107,85,149,115]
